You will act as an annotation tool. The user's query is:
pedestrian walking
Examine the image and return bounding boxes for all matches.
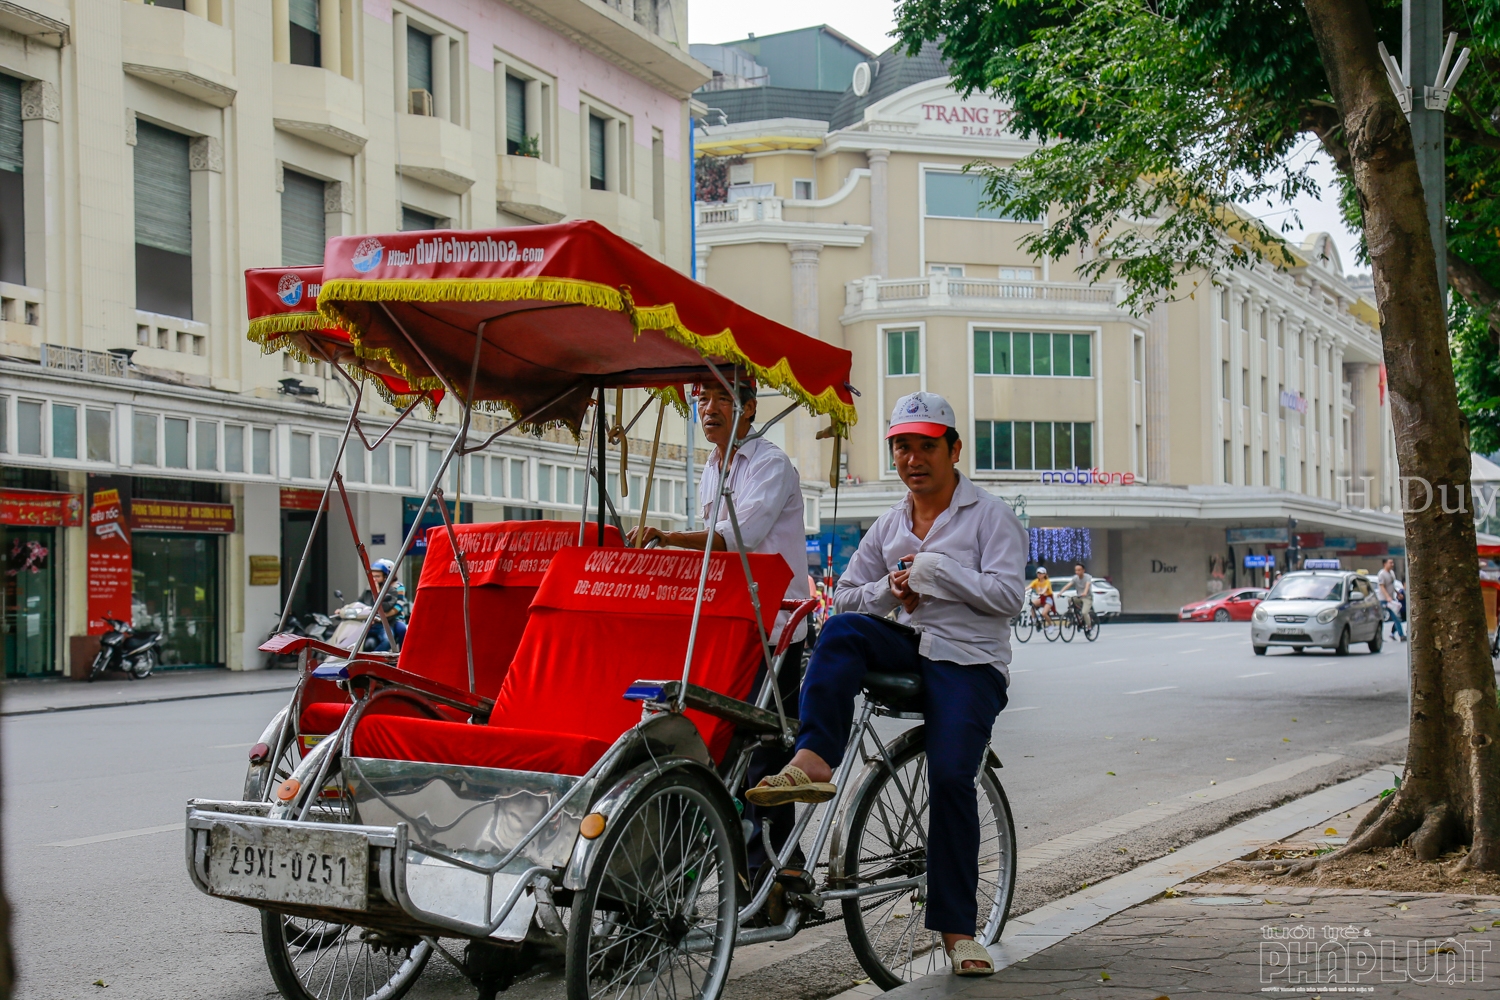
[1377,557,1405,641]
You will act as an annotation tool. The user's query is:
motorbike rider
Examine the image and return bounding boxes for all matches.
[628,376,809,884]
[359,558,407,652]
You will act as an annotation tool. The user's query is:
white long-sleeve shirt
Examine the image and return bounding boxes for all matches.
[698,434,809,642]
[832,474,1027,681]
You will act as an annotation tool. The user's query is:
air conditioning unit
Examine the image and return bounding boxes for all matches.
[408,89,434,116]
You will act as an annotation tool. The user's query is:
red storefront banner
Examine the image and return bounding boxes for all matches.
[280,487,327,511]
[1,489,83,527]
[87,488,132,634]
[129,500,236,533]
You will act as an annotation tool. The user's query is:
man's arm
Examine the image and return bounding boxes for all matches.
[831,518,899,616]
[905,503,1027,617]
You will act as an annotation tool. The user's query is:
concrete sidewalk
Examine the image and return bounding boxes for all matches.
[1,668,296,716]
[884,887,1497,998]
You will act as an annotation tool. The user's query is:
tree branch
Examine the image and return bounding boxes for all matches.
[1446,122,1500,153]
[1448,255,1500,350]
[1300,102,1353,176]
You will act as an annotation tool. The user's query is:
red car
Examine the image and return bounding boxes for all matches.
[1180,587,1267,622]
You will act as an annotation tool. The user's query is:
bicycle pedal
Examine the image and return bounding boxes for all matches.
[775,868,813,895]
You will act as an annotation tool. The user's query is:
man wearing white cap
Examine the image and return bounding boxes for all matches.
[746,390,1027,975]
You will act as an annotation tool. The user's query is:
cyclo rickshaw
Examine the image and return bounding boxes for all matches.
[186,220,1017,1000]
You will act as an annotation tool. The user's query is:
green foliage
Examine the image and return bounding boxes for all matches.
[1452,298,1500,455]
[515,134,541,159]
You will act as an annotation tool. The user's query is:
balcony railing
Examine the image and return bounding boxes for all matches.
[39,344,130,379]
[845,274,1120,315]
[696,197,782,226]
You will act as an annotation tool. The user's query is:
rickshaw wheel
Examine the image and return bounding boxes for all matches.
[839,728,1016,991]
[262,910,430,1000]
[565,768,738,1000]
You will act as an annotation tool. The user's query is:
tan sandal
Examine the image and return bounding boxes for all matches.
[744,765,836,807]
[947,939,995,976]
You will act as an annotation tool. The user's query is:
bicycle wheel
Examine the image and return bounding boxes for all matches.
[262,752,430,1000]
[1042,616,1061,642]
[1058,614,1076,642]
[1083,613,1101,642]
[566,767,739,1000]
[1012,614,1033,643]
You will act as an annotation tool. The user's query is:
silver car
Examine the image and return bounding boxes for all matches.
[1250,570,1385,656]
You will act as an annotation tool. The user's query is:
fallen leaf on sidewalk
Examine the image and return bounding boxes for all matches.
[1107,771,1116,776]
[1325,828,1338,836]
[1429,944,1457,955]
[1163,888,1181,897]
[1099,971,1111,981]
[1283,738,1291,742]
[92,982,108,989]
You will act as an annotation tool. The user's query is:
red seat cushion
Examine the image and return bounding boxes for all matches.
[351,715,613,775]
[350,547,793,773]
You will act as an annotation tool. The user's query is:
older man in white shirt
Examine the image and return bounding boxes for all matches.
[629,377,809,875]
[746,390,1027,975]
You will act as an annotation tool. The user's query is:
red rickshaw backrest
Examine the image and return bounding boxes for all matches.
[397,521,624,697]
[489,546,793,763]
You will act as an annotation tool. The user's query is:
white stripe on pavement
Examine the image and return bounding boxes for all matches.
[1238,671,1273,678]
[46,823,180,847]
[1124,685,1178,695]
[1353,727,1408,746]
[1007,706,1038,712]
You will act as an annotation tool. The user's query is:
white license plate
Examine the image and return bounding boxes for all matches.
[208,822,368,910]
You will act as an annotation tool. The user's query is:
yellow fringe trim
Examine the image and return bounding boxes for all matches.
[316,276,858,433]
[245,313,441,416]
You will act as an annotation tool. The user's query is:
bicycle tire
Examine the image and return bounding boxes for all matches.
[1083,614,1101,642]
[1042,617,1061,642]
[1058,614,1076,642]
[1012,614,1033,643]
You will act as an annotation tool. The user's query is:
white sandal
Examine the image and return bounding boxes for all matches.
[744,765,836,807]
[947,938,995,976]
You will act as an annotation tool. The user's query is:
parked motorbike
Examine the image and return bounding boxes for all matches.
[264,610,334,668]
[88,616,163,681]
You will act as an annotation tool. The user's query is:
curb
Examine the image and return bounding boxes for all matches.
[835,761,1402,1000]
[2,684,296,717]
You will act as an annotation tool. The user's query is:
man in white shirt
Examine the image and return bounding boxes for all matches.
[746,391,1027,974]
[629,377,809,873]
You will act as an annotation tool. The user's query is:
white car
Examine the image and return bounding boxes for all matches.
[1055,579,1122,619]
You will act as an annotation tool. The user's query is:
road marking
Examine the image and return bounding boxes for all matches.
[1353,727,1408,746]
[1009,668,1032,673]
[209,742,253,750]
[1007,706,1039,712]
[1095,658,1128,665]
[1179,648,1205,654]
[1124,685,1178,695]
[46,823,180,848]
[1014,752,1345,873]
[1238,671,1273,678]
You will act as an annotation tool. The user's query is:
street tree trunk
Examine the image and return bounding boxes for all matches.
[1302,0,1500,869]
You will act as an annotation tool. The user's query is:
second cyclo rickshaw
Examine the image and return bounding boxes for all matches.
[187,220,1017,1000]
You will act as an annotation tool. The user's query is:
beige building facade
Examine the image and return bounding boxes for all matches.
[0,0,725,675]
[695,48,1414,615]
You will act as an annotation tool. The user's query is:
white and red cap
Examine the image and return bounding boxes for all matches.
[886,391,957,439]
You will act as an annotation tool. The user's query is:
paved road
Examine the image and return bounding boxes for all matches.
[8,622,1412,999]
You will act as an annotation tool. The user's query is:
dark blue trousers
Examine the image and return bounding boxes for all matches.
[796,613,1007,935]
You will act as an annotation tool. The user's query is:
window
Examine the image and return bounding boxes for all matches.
[252,427,272,474]
[291,431,312,479]
[491,457,506,497]
[134,122,193,319]
[407,26,433,113]
[537,462,553,502]
[87,408,111,462]
[195,419,216,470]
[393,443,413,487]
[164,418,189,468]
[999,267,1035,281]
[1243,445,1250,482]
[973,420,1092,471]
[1223,440,1231,483]
[511,459,525,500]
[0,75,23,284]
[1260,376,1268,413]
[974,330,1091,377]
[224,423,244,472]
[928,264,964,277]
[1262,451,1269,484]
[281,169,326,267]
[289,0,320,67]
[13,399,39,455]
[371,443,390,484]
[401,206,437,231]
[0,396,6,453]
[1221,361,1230,399]
[1279,455,1287,489]
[793,178,813,200]
[346,447,365,483]
[924,171,1037,221]
[51,404,76,459]
[505,74,528,155]
[886,329,919,376]
[588,114,607,191]
[469,454,486,494]
[318,434,337,480]
[1241,369,1249,406]
[653,132,665,221]
[132,412,158,466]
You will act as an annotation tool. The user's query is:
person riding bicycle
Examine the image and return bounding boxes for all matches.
[1055,563,1093,627]
[745,391,1026,976]
[1026,567,1055,622]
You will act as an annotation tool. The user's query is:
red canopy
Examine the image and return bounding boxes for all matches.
[314,220,857,433]
[244,265,442,409]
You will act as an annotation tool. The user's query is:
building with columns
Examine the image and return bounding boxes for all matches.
[695,39,1414,615]
[0,0,723,677]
